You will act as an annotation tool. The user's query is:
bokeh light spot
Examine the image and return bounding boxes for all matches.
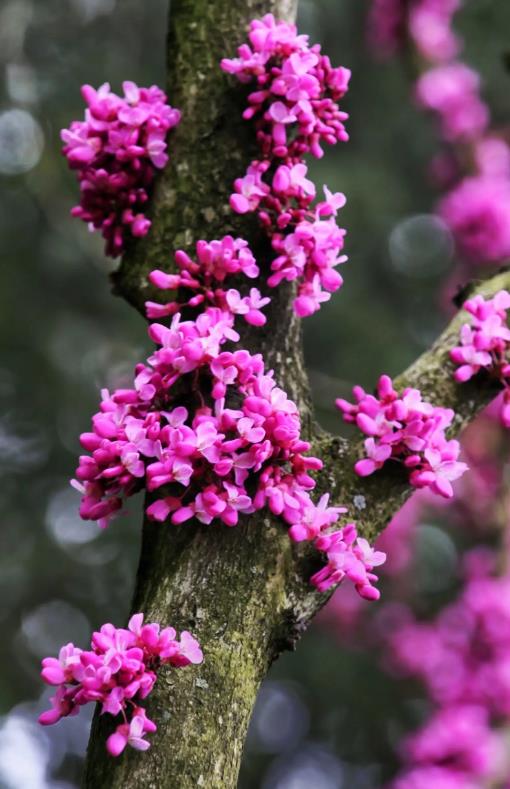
[0,108,44,175]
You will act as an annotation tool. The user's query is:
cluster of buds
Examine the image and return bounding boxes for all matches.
[61,81,180,256]
[367,0,462,63]
[72,303,385,599]
[221,14,350,317]
[145,235,270,327]
[387,553,510,788]
[416,63,488,143]
[336,375,468,498]
[220,14,350,159]
[39,614,202,756]
[438,152,510,265]
[367,0,510,268]
[451,291,510,426]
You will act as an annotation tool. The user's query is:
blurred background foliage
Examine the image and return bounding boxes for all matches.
[1,0,509,786]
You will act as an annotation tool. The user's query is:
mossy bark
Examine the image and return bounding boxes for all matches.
[82,1,319,788]
[81,0,510,785]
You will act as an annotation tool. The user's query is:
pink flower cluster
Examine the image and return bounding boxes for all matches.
[221,15,350,317]
[38,614,202,756]
[423,59,510,269]
[367,0,510,269]
[221,15,350,159]
[387,555,510,788]
[451,290,510,425]
[61,81,180,257]
[318,402,510,786]
[366,0,407,59]
[73,308,235,527]
[145,235,270,327]
[415,63,488,143]
[312,521,386,600]
[72,305,384,599]
[409,0,462,63]
[367,0,461,63]
[438,170,510,265]
[391,707,504,789]
[336,375,468,498]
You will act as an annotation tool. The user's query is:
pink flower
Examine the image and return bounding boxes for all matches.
[366,0,407,59]
[169,631,204,667]
[288,493,345,542]
[38,686,79,726]
[451,291,510,429]
[61,82,180,257]
[416,63,489,142]
[387,555,510,789]
[312,523,386,600]
[338,375,468,497]
[41,643,83,685]
[409,0,462,63]
[355,438,392,476]
[221,18,350,317]
[410,445,468,498]
[230,161,271,214]
[439,176,510,265]
[273,163,316,198]
[106,711,156,756]
[450,326,492,382]
[39,616,202,757]
[146,236,269,328]
[355,537,386,570]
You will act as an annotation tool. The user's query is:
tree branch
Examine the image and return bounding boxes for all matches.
[314,270,510,545]
[81,0,510,784]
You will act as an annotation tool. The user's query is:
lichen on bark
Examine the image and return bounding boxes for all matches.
[82,0,510,786]
[83,2,316,788]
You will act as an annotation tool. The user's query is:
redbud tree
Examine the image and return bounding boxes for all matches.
[41,1,510,787]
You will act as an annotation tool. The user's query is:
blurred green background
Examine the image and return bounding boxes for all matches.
[1,0,509,786]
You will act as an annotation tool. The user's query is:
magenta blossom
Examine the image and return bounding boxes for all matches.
[73,304,382,598]
[61,81,180,257]
[451,291,510,428]
[221,14,350,159]
[337,374,468,498]
[39,614,202,756]
[409,0,462,63]
[439,175,510,265]
[366,0,407,60]
[387,554,510,788]
[106,709,157,756]
[146,235,270,327]
[415,63,489,142]
[222,15,350,317]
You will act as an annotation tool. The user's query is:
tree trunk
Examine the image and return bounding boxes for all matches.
[81,1,329,787]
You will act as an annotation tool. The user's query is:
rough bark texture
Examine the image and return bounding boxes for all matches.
[83,2,314,788]
[82,0,510,786]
